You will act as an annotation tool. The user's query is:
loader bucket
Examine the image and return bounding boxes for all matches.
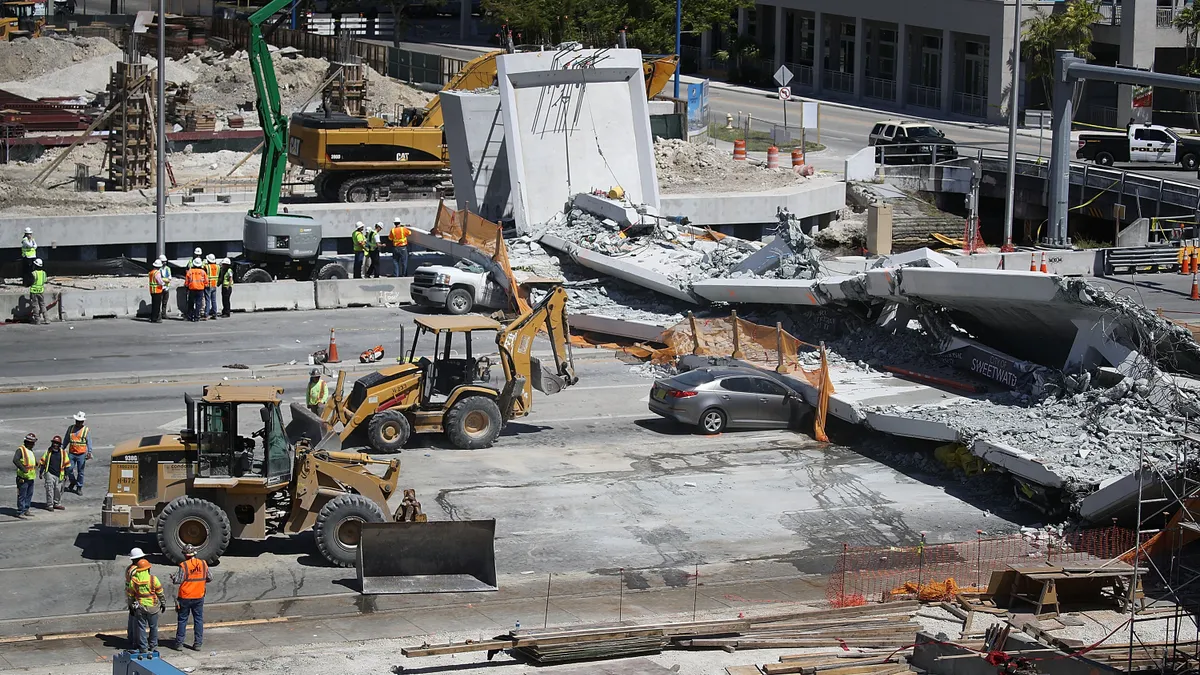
[356,520,498,594]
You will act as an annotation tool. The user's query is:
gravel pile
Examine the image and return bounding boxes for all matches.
[0,36,118,83]
[0,52,197,101]
[654,138,807,194]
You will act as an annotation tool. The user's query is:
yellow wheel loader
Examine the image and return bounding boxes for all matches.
[100,384,498,592]
[322,285,577,453]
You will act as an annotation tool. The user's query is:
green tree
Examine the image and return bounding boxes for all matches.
[1173,5,1200,130]
[1022,0,1102,106]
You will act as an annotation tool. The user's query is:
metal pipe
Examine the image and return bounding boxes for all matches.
[155,0,166,259]
[1002,0,1022,252]
[673,0,681,99]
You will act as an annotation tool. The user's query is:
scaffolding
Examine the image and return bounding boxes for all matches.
[104,60,153,191]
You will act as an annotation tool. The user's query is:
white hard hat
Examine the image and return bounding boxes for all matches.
[355,221,364,229]
[194,247,202,255]
[221,258,231,265]
[73,411,86,422]
[192,258,203,267]
[23,227,32,234]
[33,258,43,267]
[153,260,163,268]
[206,253,216,262]
[393,216,402,223]
[158,254,167,262]
[129,547,145,560]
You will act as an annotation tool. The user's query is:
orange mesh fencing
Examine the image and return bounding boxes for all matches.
[429,201,530,314]
[827,525,1137,606]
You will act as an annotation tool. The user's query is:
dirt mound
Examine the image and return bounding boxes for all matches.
[0,36,120,83]
[654,138,806,194]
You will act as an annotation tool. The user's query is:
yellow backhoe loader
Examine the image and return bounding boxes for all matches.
[322,285,577,453]
[100,385,497,592]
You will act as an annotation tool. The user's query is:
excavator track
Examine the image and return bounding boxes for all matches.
[321,171,454,203]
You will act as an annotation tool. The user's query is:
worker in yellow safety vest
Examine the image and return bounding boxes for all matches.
[37,435,67,511]
[390,217,411,277]
[219,258,234,318]
[127,554,166,653]
[366,223,383,278]
[20,227,36,286]
[157,255,172,320]
[13,432,37,519]
[307,369,329,414]
[29,258,47,324]
[352,221,367,279]
[149,260,165,323]
[204,254,220,320]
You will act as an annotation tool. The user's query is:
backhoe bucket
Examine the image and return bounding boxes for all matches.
[287,402,341,452]
[356,520,497,594]
[529,355,569,395]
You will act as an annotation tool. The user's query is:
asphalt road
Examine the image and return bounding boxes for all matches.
[0,326,1021,634]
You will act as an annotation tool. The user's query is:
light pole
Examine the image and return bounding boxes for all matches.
[1002,0,1022,253]
[673,0,681,98]
[155,0,166,259]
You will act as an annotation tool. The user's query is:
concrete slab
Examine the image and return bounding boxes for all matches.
[872,247,959,270]
[691,278,824,305]
[573,192,658,229]
[569,313,667,342]
[497,48,659,234]
[540,233,698,304]
[660,181,845,227]
[971,439,1065,489]
[441,90,513,223]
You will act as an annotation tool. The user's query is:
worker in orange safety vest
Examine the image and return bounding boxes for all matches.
[390,217,411,277]
[170,543,212,651]
[185,259,208,322]
[203,254,220,320]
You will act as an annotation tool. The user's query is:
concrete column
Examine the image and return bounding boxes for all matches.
[896,22,908,106]
[701,29,712,66]
[853,16,866,99]
[774,4,786,72]
[940,28,954,114]
[813,11,824,94]
[990,23,1008,125]
[1118,0,1156,124]
[738,7,748,36]
[459,0,469,40]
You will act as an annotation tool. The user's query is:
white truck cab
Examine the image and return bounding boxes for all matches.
[409,261,509,315]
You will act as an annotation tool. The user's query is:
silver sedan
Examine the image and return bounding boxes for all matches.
[648,367,812,435]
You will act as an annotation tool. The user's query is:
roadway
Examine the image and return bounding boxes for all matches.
[0,309,1026,637]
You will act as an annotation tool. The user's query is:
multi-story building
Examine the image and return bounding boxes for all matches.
[687,0,1194,127]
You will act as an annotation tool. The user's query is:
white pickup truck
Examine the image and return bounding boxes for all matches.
[409,261,510,315]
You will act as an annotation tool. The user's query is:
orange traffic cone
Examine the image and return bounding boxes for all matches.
[1193,251,1199,277]
[1030,253,1037,272]
[1182,248,1191,275]
[327,328,341,363]
[1192,272,1199,301]
[1040,252,1048,274]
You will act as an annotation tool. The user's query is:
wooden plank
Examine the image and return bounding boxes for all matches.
[402,639,513,657]
[939,601,969,621]
[726,667,763,675]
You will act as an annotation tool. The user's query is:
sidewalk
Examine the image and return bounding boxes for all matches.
[0,565,828,672]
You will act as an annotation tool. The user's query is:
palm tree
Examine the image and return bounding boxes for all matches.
[1023,0,1103,107]
[1174,5,1200,130]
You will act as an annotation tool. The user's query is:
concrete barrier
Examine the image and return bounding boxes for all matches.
[660,181,845,226]
[231,281,316,312]
[59,288,148,320]
[950,249,1101,275]
[315,278,412,309]
[0,289,60,323]
[843,147,876,182]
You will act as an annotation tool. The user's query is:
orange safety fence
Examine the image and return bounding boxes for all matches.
[827,525,1138,607]
[429,201,530,314]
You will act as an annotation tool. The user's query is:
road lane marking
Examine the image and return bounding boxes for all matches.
[158,415,189,431]
[1,409,177,423]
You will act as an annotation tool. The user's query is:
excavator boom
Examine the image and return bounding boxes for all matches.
[495,286,577,419]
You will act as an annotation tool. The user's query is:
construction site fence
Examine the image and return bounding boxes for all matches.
[826,525,1139,607]
[208,18,467,88]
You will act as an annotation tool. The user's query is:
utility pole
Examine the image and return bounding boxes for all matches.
[155,0,166,259]
[1002,0,1022,252]
[673,0,681,99]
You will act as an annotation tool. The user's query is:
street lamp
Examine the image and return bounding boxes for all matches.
[1002,0,1023,252]
[673,0,681,98]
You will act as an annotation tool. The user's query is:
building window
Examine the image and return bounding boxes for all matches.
[962,39,989,97]
[921,34,942,87]
[747,8,757,38]
[799,16,813,64]
[838,22,855,74]
[877,28,896,80]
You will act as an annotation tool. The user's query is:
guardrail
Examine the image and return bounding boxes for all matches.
[1106,247,1182,274]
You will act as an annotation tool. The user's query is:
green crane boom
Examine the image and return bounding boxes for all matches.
[247,0,293,218]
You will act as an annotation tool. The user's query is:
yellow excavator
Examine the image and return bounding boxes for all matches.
[100,385,498,592]
[321,285,577,453]
[287,41,679,202]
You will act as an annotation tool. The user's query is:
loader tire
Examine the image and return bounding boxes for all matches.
[156,496,231,564]
[314,494,385,568]
[445,396,502,450]
[368,409,411,453]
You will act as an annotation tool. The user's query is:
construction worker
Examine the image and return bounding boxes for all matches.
[38,435,66,511]
[126,548,144,648]
[367,223,383,278]
[171,543,211,651]
[219,258,233,318]
[13,433,37,519]
[204,254,220,320]
[185,259,208,322]
[149,260,165,323]
[390,217,411,277]
[307,369,328,414]
[157,255,172,320]
[64,411,91,494]
[28,258,47,325]
[127,551,166,653]
[352,222,367,279]
[20,226,36,286]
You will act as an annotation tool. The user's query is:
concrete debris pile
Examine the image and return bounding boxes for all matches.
[725,209,824,280]
[0,38,196,101]
[654,138,807,194]
[0,35,118,83]
[178,49,431,119]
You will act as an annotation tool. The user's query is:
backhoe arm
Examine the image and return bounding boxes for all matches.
[495,286,577,418]
[247,0,294,218]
